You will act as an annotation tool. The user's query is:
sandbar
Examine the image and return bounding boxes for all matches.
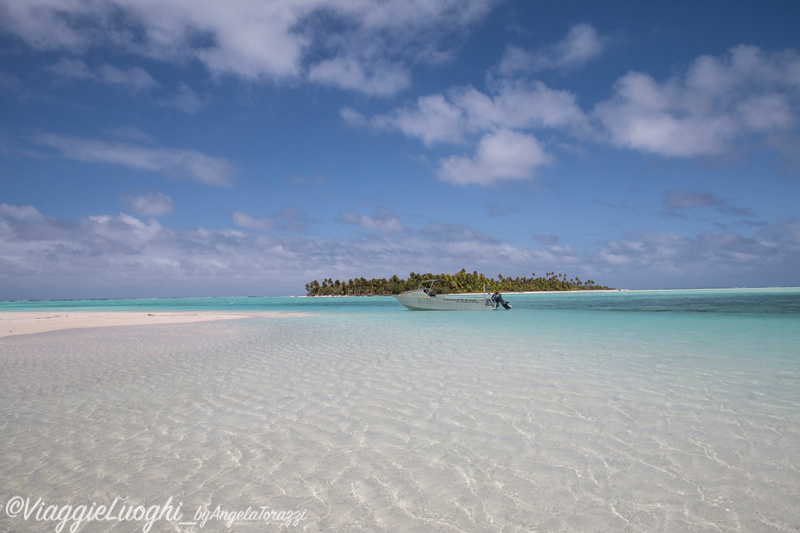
[0,311,303,338]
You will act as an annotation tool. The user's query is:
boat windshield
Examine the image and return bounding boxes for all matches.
[420,279,442,296]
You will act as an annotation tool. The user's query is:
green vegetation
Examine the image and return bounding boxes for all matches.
[305,269,611,296]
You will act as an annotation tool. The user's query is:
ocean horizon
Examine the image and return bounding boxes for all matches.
[1,288,799,531]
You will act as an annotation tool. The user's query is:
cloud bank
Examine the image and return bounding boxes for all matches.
[1,203,797,299]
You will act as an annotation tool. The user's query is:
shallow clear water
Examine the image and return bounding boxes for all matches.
[1,289,799,532]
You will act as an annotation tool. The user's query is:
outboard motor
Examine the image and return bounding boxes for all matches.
[492,292,512,310]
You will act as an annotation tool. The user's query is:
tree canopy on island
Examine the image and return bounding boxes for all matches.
[305,269,611,296]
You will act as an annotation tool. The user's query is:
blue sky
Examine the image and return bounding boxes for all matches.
[1,0,799,299]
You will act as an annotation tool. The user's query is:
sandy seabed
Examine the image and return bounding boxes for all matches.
[1,307,798,532]
[0,311,306,338]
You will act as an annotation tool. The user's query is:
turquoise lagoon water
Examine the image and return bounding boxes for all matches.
[1,289,799,532]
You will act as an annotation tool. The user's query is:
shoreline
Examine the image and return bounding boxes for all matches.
[0,311,306,339]
[303,287,799,297]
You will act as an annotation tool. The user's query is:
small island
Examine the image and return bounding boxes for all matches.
[305,269,611,296]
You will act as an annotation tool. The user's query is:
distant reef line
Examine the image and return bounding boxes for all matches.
[305,269,612,297]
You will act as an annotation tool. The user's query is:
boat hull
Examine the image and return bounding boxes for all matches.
[395,292,494,311]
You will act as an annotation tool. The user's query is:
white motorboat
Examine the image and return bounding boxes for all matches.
[395,279,511,311]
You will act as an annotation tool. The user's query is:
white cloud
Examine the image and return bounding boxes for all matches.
[0,0,101,51]
[0,203,45,221]
[231,211,278,232]
[594,71,737,156]
[2,1,310,79]
[594,45,800,158]
[303,0,499,76]
[736,93,794,132]
[437,129,552,186]
[597,232,688,269]
[456,81,589,134]
[0,202,71,242]
[84,212,164,253]
[231,207,315,234]
[498,23,606,75]
[340,107,367,127]
[34,134,236,187]
[371,80,588,146]
[362,82,588,186]
[365,80,584,186]
[2,0,499,95]
[187,2,310,81]
[126,192,175,217]
[372,93,466,145]
[308,57,410,97]
[339,208,409,233]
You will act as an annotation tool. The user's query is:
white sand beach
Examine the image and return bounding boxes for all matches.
[0,311,305,338]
